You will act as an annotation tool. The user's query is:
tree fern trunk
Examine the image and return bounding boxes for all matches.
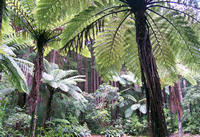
[77,53,83,89]
[175,79,183,137]
[44,86,55,126]
[135,12,168,137]
[0,0,5,32]
[27,44,44,137]
[91,46,95,92]
[84,57,89,92]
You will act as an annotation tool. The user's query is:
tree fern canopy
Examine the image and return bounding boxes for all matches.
[1,0,200,136]
[35,0,92,28]
[59,0,200,87]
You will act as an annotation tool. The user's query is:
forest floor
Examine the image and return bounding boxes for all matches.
[170,133,200,137]
[91,134,200,137]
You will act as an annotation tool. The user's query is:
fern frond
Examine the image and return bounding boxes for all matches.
[123,17,141,85]
[94,15,129,80]
[14,58,34,76]
[0,55,29,93]
[2,32,34,50]
[6,0,36,34]
[60,0,129,53]
[146,7,200,86]
[35,0,91,28]
[123,94,137,102]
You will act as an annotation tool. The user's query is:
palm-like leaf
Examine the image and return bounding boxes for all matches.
[42,61,86,101]
[0,54,29,94]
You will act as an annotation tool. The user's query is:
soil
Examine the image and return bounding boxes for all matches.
[170,133,200,137]
[91,134,200,137]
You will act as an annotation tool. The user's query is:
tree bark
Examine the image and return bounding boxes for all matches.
[77,53,83,89]
[0,0,5,80]
[135,11,168,137]
[0,0,5,32]
[91,46,95,92]
[175,80,183,137]
[49,50,56,63]
[26,44,44,137]
[17,92,26,108]
[84,57,88,92]
[44,86,55,125]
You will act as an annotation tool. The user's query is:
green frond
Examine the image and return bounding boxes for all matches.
[42,61,86,102]
[176,63,199,86]
[20,0,36,16]
[14,58,34,76]
[6,0,36,34]
[146,12,178,86]
[2,33,34,51]
[0,76,15,97]
[122,18,141,85]
[60,0,127,53]
[148,6,200,72]
[35,0,91,28]
[94,14,129,80]
[0,55,29,94]
[146,8,200,86]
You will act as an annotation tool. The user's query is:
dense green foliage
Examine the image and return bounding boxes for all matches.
[0,0,200,136]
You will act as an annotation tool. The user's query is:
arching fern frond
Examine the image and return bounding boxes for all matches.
[122,17,141,85]
[6,0,36,35]
[60,0,129,54]
[145,6,200,86]
[35,0,91,28]
[94,13,130,80]
[2,33,34,50]
[0,55,29,94]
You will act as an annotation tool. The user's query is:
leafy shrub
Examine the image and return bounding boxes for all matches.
[101,125,124,137]
[38,116,91,137]
[0,106,31,136]
[164,108,178,134]
[182,85,200,134]
[123,114,147,136]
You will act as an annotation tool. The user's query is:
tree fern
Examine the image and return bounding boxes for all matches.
[42,61,86,101]
[60,0,127,53]
[59,0,200,136]
[0,55,29,94]
[35,0,91,28]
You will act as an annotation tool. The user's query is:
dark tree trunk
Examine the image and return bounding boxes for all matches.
[17,92,26,108]
[174,79,183,137]
[135,11,168,137]
[0,0,5,32]
[26,44,44,137]
[84,57,89,92]
[0,0,5,81]
[91,47,95,92]
[96,72,99,89]
[44,86,55,125]
[77,53,83,89]
[49,50,56,63]
[93,70,97,91]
